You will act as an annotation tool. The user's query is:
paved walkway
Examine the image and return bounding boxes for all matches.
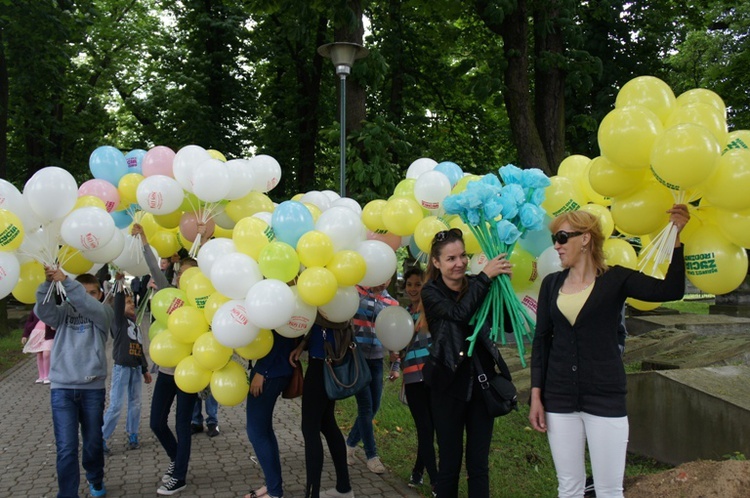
[0,317,421,498]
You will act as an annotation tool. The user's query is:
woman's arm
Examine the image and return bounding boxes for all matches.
[421,274,492,326]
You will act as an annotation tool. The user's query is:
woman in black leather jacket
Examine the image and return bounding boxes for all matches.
[421,228,512,498]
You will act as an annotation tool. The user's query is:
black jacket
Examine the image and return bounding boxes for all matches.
[531,246,685,417]
[421,273,511,401]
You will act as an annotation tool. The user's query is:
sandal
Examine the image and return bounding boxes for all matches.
[244,485,268,498]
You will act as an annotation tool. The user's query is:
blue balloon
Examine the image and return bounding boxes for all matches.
[124,149,147,175]
[89,146,128,185]
[518,215,552,257]
[434,161,464,187]
[271,200,314,248]
[110,209,133,229]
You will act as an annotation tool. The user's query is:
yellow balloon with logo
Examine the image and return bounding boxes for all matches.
[210,360,249,406]
[57,245,94,275]
[185,271,215,309]
[684,224,748,295]
[203,292,231,324]
[150,230,181,258]
[0,209,24,252]
[580,204,615,238]
[192,332,233,371]
[118,173,144,206]
[12,261,45,304]
[233,216,271,260]
[235,328,274,360]
[168,305,209,344]
[149,330,192,368]
[174,356,212,393]
[610,182,672,236]
[541,176,587,218]
[362,200,388,232]
[701,149,750,211]
[327,250,366,287]
[151,287,188,325]
[381,197,423,236]
[414,216,450,254]
[297,230,334,268]
[650,123,721,190]
[297,266,338,306]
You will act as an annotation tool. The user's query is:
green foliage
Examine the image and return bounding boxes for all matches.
[723,451,747,461]
[0,329,25,373]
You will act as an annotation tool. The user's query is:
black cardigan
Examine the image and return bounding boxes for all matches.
[530,246,685,417]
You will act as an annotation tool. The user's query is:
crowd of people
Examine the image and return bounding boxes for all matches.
[28,204,689,498]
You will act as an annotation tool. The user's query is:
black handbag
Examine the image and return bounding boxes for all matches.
[323,342,372,400]
[474,355,518,417]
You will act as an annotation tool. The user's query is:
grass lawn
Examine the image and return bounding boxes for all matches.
[0,329,27,375]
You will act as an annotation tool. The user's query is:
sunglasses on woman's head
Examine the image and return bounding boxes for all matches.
[551,230,583,245]
[433,228,463,243]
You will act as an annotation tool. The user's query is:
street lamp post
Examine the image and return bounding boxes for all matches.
[317,42,369,197]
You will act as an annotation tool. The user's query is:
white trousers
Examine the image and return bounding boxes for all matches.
[546,412,629,498]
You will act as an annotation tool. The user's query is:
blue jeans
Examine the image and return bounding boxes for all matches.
[246,375,289,497]
[346,358,384,459]
[192,393,218,426]
[150,372,197,481]
[102,364,143,440]
[51,388,106,498]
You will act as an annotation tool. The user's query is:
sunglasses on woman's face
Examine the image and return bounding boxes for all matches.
[433,228,463,243]
[551,230,583,245]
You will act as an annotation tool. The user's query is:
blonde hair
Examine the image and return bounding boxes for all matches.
[549,210,608,276]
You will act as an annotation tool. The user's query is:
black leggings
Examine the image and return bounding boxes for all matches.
[301,358,351,498]
[405,381,438,483]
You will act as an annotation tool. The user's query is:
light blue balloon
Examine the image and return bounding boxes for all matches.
[110,209,133,229]
[89,146,128,185]
[518,216,552,257]
[271,200,314,248]
[124,149,147,175]
[434,161,463,187]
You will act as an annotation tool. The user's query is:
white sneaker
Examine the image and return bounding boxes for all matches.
[366,456,386,474]
[320,488,354,498]
[346,445,356,466]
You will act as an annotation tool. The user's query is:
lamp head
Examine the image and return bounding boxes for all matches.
[318,42,369,76]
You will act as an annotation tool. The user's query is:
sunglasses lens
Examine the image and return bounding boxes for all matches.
[552,231,569,244]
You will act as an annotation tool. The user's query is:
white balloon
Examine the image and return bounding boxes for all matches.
[469,253,489,275]
[113,240,159,277]
[224,159,255,200]
[537,246,563,280]
[321,190,341,203]
[212,204,236,229]
[316,206,367,252]
[245,279,295,330]
[414,170,452,212]
[0,179,41,230]
[192,159,231,202]
[405,157,437,179]
[375,306,415,351]
[60,207,116,251]
[276,286,317,338]
[300,190,331,212]
[173,145,211,193]
[210,252,263,300]
[356,240,397,287]
[249,155,282,193]
[82,229,125,264]
[318,286,360,322]
[136,175,184,215]
[0,252,21,299]
[197,238,236,276]
[252,211,274,226]
[212,300,260,348]
[23,167,78,222]
[329,197,362,216]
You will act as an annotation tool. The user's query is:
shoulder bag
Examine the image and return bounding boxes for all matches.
[473,355,518,417]
[323,341,371,400]
[282,361,304,399]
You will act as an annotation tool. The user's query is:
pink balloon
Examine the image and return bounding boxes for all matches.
[179,212,216,242]
[142,146,176,178]
[366,230,400,252]
[78,179,120,213]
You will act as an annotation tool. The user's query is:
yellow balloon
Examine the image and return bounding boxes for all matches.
[610,182,672,236]
[414,216,450,254]
[665,102,727,145]
[603,238,638,269]
[724,129,750,153]
[185,271,215,309]
[258,241,300,282]
[303,202,322,222]
[615,76,676,123]
[326,250,366,287]
[362,200,388,232]
[684,224,749,295]
[151,287,188,325]
[168,305,209,344]
[192,332,233,371]
[557,155,590,182]
[203,292,231,324]
[297,266,338,306]
[150,230,181,258]
[12,261,45,304]
[179,192,201,212]
[210,360,249,406]
[234,328,274,360]
[57,245,94,275]
[74,195,107,211]
[174,355,212,393]
[178,266,201,291]
[447,216,481,255]
[587,156,646,198]
[381,197,424,236]
[148,320,168,341]
[578,161,612,207]
[579,204,615,238]
[233,216,271,260]
[541,176,587,218]
[713,208,750,248]
[0,209,24,252]
[627,297,662,312]
[291,193,304,201]
[296,230,334,268]
[137,212,161,240]
[225,191,274,223]
[149,330,192,368]
[207,149,227,161]
[701,149,750,211]
[154,210,183,229]
[676,88,726,118]
[213,225,233,239]
[598,105,664,170]
[393,179,416,198]
[117,173,144,206]
[451,175,481,195]
[509,246,535,292]
[650,123,721,190]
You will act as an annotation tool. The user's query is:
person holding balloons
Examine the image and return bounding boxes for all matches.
[133,223,199,496]
[243,330,297,498]
[529,205,689,498]
[289,313,356,498]
[420,228,513,498]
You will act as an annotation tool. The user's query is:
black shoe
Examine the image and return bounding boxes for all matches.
[162,461,175,483]
[157,477,186,495]
[206,423,220,437]
[191,423,203,435]
[408,472,423,488]
[584,476,596,497]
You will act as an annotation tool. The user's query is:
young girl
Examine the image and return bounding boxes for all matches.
[21,310,55,384]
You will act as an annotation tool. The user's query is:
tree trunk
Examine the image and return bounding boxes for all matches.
[0,28,8,181]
